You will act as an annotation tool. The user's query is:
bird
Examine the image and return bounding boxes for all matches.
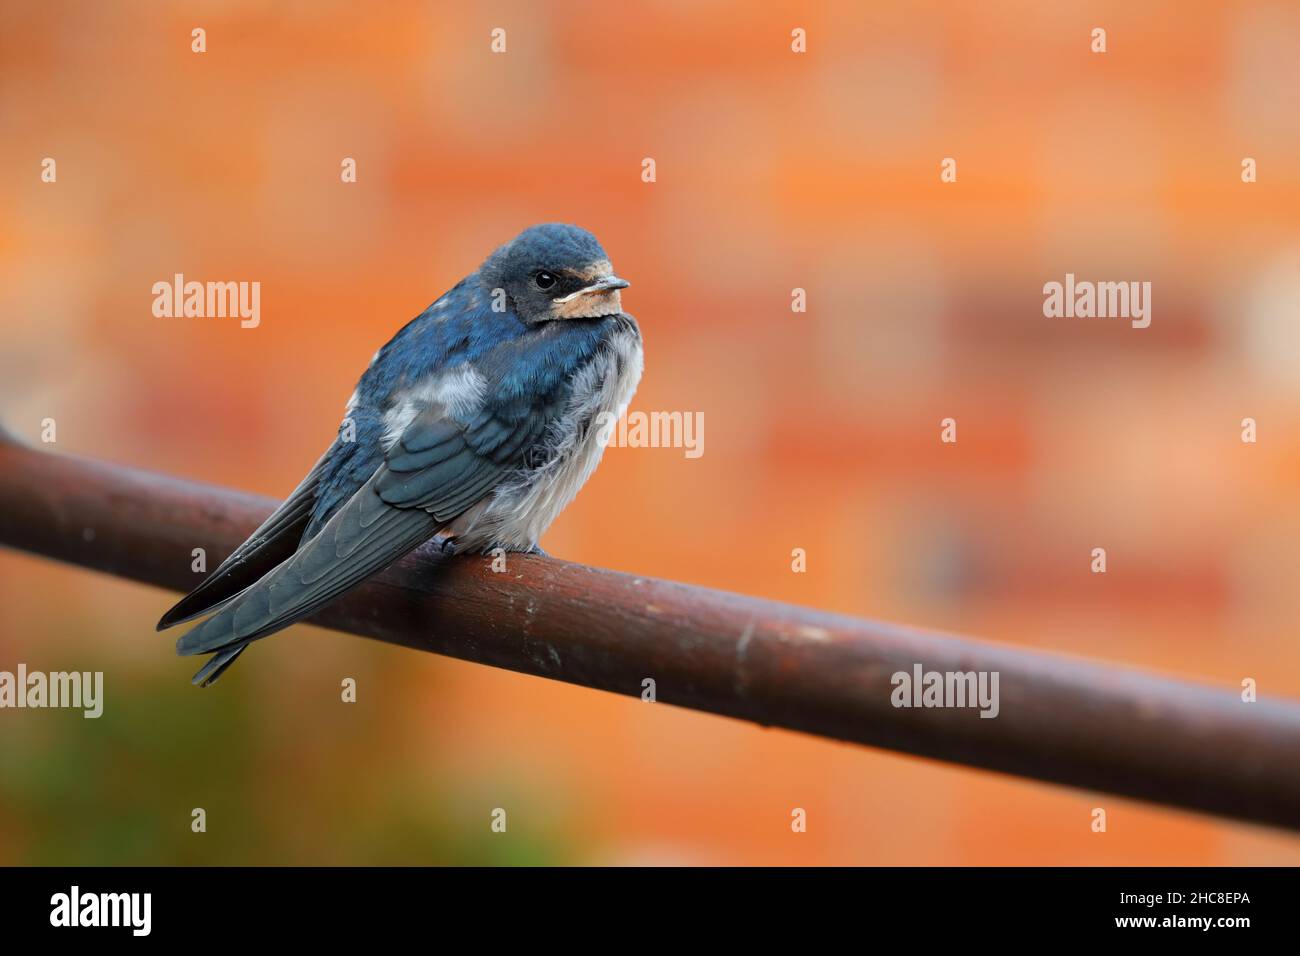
[157,223,643,686]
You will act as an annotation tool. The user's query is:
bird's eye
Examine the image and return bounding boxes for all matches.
[534,271,557,290]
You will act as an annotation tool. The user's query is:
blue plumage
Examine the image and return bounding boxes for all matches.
[158,224,643,685]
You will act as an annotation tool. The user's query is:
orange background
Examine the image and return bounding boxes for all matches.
[2,1,1300,864]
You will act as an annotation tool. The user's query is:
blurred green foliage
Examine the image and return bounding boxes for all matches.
[0,642,575,866]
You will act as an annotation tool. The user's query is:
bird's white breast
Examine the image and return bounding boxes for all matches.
[457,322,643,552]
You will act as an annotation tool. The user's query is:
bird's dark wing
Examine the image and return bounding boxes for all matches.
[374,406,552,516]
[156,448,334,630]
[175,468,441,684]
[175,403,558,685]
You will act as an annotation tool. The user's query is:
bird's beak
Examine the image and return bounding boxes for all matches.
[588,274,630,293]
[556,274,630,302]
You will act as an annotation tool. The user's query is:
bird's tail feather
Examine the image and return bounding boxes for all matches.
[157,450,331,630]
[192,644,248,687]
[179,479,441,685]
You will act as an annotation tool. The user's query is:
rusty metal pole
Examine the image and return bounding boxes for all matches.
[2,431,1299,831]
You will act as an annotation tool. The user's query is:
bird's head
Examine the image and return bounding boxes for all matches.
[480,223,629,323]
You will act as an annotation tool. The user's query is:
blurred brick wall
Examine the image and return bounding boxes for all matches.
[1,1,1298,863]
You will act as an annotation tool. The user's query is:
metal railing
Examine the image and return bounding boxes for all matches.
[2,427,1298,831]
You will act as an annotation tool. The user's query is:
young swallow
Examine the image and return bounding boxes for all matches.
[158,223,643,685]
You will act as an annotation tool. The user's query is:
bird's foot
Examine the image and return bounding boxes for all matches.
[431,532,459,556]
[527,544,549,557]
